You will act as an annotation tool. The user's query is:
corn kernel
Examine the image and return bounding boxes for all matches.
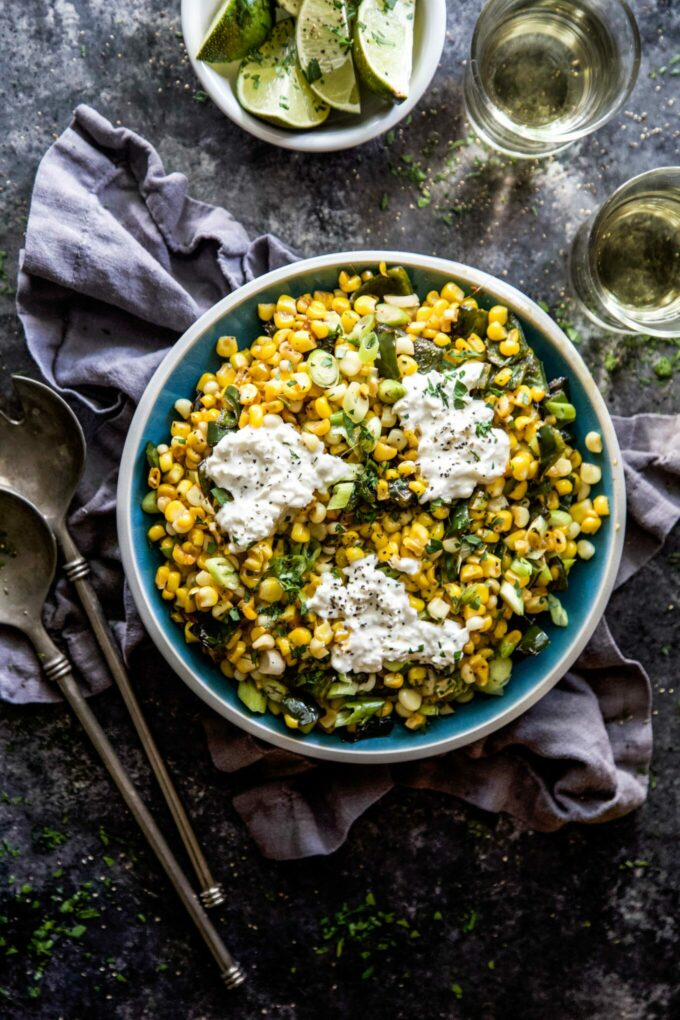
[259,577,283,603]
[164,499,185,523]
[215,336,237,358]
[195,586,218,610]
[373,442,398,462]
[499,337,520,356]
[174,398,193,420]
[510,450,533,481]
[593,495,610,516]
[579,514,602,535]
[155,564,170,589]
[252,339,277,361]
[487,321,507,341]
[290,329,315,353]
[314,396,332,419]
[248,404,264,428]
[488,305,508,326]
[230,351,250,371]
[354,294,377,316]
[577,539,596,560]
[274,310,295,330]
[307,300,328,321]
[580,462,602,485]
[407,479,427,498]
[166,570,181,594]
[341,309,359,333]
[442,281,466,303]
[570,499,594,524]
[290,372,313,397]
[239,382,259,405]
[491,509,513,532]
[339,271,361,293]
[310,320,330,340]
[306,419,331,437]
[172,512,195,535]
[585,431,603,454]
[546,457,572,479]
[291,522,311,543]
[397,354,418,376]
[289,626,312,647]
[257,302,275,321]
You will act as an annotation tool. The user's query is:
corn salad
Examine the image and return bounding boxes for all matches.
[142,265,607,741]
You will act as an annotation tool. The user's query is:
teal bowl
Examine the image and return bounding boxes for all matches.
[117,252,625,763]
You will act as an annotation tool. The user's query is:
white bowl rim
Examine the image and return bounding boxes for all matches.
[117,250,626,764]
[180,0,447,153]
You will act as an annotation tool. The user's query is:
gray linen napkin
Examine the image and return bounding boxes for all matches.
[7,105,679,859]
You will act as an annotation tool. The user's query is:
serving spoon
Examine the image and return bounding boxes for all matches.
[0,486,244,988]
[0,376,224,909]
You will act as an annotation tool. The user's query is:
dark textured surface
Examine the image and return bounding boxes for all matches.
[1,2,679,1018]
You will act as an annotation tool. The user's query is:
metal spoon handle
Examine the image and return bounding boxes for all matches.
[30,628,244,990]
[55,520,224,910]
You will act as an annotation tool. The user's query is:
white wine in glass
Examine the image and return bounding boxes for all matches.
[570,168,680,336]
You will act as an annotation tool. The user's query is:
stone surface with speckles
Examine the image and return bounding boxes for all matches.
[0,2,679,1018]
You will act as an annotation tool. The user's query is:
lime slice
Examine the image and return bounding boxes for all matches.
[197,0,273,64]
[296,0,361,114]
[236,19,331,129]
[277,0,302,14]
[354,0,415,101]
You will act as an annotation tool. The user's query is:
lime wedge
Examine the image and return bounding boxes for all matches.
[236,19,331,129]
[296,0,361,114]
[354,0,415,101]
[277,0,302,14]
[197,0,273,64]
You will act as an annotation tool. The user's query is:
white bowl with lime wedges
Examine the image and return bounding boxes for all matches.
[181,0,447,151]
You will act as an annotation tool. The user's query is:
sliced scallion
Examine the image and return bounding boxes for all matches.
[346,314,376,345]
[483,657,513,694]
[548,594,569,627]
[376,303,411,326]
[237,681,267,714]
[500,581,525,616]
[308,349,339,388]
[377,378,406,404]
[205,556,241,591]
[342,381,369,422]
[141,491,159,514]
[327,481,355,510]
[358,331,380,363]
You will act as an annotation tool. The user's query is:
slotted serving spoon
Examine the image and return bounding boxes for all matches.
[0,485,244,988]
[0,376,224,908]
